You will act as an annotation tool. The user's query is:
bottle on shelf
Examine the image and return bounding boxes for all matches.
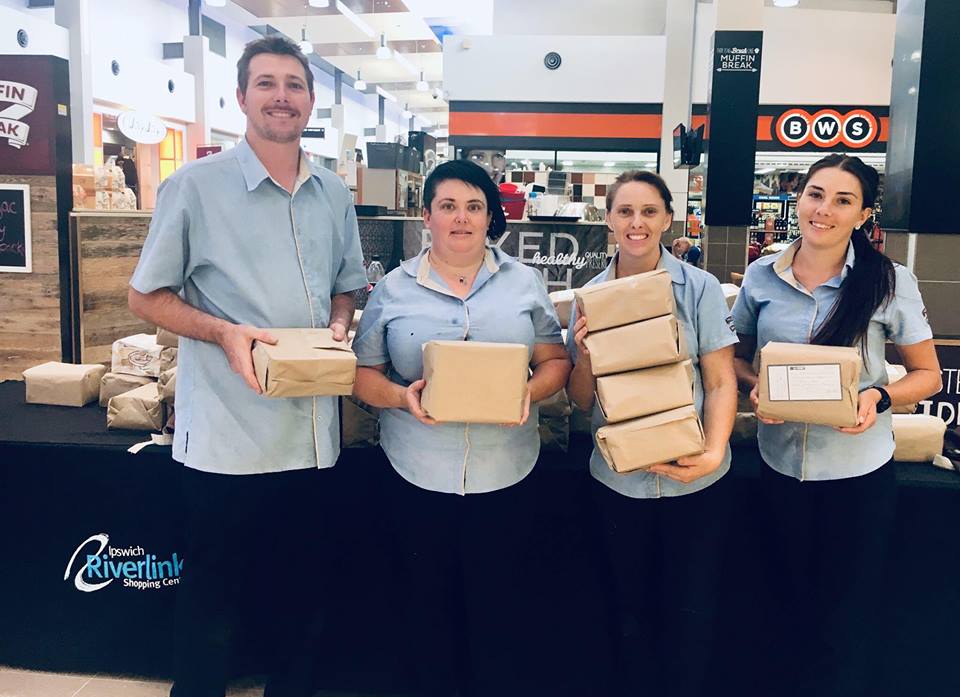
[366,255,385,290]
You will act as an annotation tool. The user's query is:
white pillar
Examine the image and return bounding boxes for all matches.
[658,0,698,226]
[55,0,94,164]
[183,34,211,161]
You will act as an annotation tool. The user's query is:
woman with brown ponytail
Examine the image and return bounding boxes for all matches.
[732,154,942,697]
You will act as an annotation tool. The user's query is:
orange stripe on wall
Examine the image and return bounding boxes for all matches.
[757,115,773,141]
[449,112,662,139]
[879,116,889,142]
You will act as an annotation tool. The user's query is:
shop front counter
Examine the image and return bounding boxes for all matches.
[2,379,958,696]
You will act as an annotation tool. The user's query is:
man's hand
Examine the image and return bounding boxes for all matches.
[217,324,277,394]
[329,320,349,343]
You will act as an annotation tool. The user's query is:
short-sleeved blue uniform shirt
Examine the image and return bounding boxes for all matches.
[732,239,933,481]
[352,245,564,495]
[130,139,367,475]
[567,247,739,499]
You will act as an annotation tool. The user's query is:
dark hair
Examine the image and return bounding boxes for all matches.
[423,160,507,240]
[606,170,674,214]
[237,35,314,96]
[802,154,895,356]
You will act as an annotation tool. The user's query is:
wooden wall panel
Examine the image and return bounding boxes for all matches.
[0,175,62,381]
[73,213,155,364]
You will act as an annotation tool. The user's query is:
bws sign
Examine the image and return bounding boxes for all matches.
[758,105,888,152]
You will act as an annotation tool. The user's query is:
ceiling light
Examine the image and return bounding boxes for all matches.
[562,160,574,167]
[416,71,429,92]
[603,162,616,167]
[772,0,799,6]
[353,69,366,91]
[402,104,413,119]
[299,28,313,55]
[335,1,375,37]
[308,0,329,7]
[376,33,391,60]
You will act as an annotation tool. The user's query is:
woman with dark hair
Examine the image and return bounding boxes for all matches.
[352,159,570,697]
[566,169,739,697]
[732,154,942,697]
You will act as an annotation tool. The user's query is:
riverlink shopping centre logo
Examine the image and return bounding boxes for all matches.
[63,533,183,593]
[0,80,38,149]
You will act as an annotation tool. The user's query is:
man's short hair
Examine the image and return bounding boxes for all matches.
[237,35,314,96]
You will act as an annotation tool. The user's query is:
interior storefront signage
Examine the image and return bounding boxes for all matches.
[405,224,608,291]
[0,184,31,273]
[775,108,878,149]
[0,80,38,149]
[117,111,166,145]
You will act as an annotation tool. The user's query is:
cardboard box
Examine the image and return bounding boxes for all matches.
[757,342,861,428]
[886,363,918,414]
[421,341,529,424]
[107,383,165,431]
[595,404,705,473]
[893,414,947,462]
[159,367,176,405]
[720,283,740,311]
[549,289,575,329]
[99,372,155,407]
[596,360,695,423]
[156,327,179,348]
[111,333,171,378]
[584,315,686,377]
[573,269,675,332]
[252,328,357,398]
[23,362,107,407]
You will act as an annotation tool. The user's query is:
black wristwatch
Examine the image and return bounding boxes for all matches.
[863,386,892,414]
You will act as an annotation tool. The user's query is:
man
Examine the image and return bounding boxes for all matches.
[129,35,366,697]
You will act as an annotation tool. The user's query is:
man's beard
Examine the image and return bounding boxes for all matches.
[251,117,302,144]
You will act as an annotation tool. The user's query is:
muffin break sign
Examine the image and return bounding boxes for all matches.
[0,80,38,149]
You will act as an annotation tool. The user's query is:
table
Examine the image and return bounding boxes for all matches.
[2,381,958,696]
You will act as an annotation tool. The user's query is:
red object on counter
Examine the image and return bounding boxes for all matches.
[499,182,526,220]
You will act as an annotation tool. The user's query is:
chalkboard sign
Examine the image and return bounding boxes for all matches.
[0,184,32,273]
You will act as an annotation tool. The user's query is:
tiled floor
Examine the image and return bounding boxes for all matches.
[0,668,263,697]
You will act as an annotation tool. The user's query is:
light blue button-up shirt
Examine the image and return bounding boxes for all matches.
[567,247,739,499]
[130,138,367,475]
[732,239,933,481]
[352,245,564,495]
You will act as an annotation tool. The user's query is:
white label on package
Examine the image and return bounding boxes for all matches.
[767,363,842,401]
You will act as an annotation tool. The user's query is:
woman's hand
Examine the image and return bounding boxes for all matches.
[647,448,725,484]
[505,388,532,428]
[572,315,590,360]
[750,383,784,425]
[403,379,437,426]
[835,389,879,435]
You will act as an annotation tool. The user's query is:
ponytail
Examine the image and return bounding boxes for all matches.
[806,155,896,359]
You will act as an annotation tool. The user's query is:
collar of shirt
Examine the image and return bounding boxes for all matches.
[234,137,322,195]
[400,244,505,299]
[600,245,688,285]
[772,238,856,290]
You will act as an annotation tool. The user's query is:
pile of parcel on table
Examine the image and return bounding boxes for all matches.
[574,269,703,473]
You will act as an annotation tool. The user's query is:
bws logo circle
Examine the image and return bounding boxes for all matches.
[775,109,878,149]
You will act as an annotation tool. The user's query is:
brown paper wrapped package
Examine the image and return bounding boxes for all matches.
[156,327,180,348]
[252,328,357,397]
[99,372,155,407]
[549,289,575,329]
[720,283,740,311]
[573,269,675,332]
[160,347,177,373]
[595,404,705,473]
[421,341,529,424]
[757,342,860,428]
[584,315,686,377]
[886,363,919,414]
[893,414,947,462]
[23,362,108,407]
[107,383,165,431]
[111,333,166,378]
[596,360,695,423]
[159,367,177,405]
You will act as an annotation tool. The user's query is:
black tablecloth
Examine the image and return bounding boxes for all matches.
[1,380,959,696]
